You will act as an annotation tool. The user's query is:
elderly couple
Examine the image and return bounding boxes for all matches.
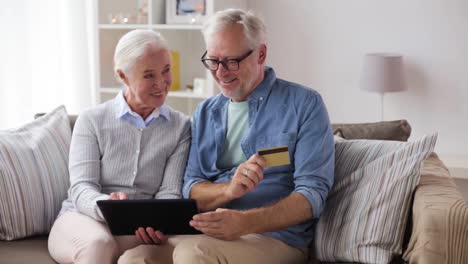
[48,9,335,264]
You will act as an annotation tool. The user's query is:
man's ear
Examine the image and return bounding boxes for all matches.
[117,69,129,87]
[258,44,267,64]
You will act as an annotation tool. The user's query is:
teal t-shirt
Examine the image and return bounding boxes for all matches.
[218,100,249,168]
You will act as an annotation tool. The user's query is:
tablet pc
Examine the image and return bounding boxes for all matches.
[97,199,201,235]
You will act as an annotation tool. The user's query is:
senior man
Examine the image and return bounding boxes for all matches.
[119,8,334,264]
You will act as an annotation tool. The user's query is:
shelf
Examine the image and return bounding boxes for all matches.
[150,24,203,30]
[99,24,149,29]
[95,0,247,116]
[99,24,203,30]
[168,91,209,99]
[100,87,210,99]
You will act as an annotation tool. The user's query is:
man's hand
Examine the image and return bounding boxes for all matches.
[225,154,266,199]
[135,227,168,245]
[189,208,248,240]
[191,193,313,240]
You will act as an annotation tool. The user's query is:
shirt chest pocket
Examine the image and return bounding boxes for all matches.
[254,132,297,159]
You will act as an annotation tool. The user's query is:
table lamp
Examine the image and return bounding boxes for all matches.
[360,53,407,120]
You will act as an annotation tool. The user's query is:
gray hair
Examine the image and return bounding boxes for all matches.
[202,9,267,49]
[114,29,168,79]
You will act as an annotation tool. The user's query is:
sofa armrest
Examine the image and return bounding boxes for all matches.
[403,153,468,264]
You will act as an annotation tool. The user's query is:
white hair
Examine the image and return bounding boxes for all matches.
[114,29,168,80]
[202,9,267,49]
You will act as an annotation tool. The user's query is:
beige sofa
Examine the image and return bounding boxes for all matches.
[0,118,466,264]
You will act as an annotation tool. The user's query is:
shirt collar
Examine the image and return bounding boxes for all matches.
[248,66,276,101]
[210,66,277,111]
[114,89,171,121]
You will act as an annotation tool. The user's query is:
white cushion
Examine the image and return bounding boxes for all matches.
[313,134,437,263]
[0,106,71,240]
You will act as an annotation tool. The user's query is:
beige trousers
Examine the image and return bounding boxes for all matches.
[48,211,143,264]
[118,233,308,264]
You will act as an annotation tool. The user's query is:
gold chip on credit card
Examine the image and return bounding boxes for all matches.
[257,146,290,168]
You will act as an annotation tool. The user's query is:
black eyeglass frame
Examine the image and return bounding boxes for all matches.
[200,49,254,71]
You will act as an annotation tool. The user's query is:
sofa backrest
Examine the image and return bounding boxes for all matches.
[332,119,411,141]
[35,113,411,141]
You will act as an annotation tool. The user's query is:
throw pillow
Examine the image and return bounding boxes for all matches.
[313,134,437,263]
[0,106,71,240]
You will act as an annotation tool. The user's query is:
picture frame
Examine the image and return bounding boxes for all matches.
[166,0,211,24]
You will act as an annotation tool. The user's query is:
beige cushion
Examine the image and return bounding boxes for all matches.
[313,134,437,263]
[332,119,411,141]
[403,154,468,264]
[0,106,71,240]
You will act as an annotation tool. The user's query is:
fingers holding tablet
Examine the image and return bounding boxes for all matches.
[109,192,128,200]
[135,227,167,244]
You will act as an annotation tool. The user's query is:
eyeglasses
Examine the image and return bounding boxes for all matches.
[201,50,254,71]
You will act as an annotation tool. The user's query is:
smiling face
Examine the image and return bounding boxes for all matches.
[205,24,267,102]
[118,45,172,118]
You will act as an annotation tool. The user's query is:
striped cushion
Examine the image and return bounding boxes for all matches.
[313,134,437,263]
[0,106,71,240]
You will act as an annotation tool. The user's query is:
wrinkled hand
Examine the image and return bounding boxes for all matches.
[108,192,128,200]
[135,227,168,245]
[190,208,248,240]
[226,154,266,199]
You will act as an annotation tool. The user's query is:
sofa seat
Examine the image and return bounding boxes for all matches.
[0,236,55,264]
[1,117,465,264]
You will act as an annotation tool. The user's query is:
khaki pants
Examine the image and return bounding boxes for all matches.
[118,233,308,264]
[48,212,142,264]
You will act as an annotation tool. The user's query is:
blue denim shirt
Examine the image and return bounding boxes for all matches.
[183,67,335,250]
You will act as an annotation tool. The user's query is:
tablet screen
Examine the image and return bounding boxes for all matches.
[97,199,201,235]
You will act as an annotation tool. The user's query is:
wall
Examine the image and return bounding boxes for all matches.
[248,0,468,172]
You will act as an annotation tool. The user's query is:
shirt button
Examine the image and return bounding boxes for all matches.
[136,149,140,154]
[133,171,136,176]
[259,97,263,100]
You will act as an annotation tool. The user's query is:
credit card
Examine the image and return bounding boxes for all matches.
[257,146,290,168]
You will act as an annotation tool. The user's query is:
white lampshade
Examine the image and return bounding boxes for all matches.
[360,53,407,93]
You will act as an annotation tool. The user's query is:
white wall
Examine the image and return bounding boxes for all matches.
[248,0,468,170]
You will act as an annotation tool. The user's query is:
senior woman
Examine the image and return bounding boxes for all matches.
[47,29,191,264]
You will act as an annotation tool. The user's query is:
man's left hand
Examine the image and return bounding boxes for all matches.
[189,208,248,240]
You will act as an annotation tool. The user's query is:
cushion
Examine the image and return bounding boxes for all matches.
[34,113,77,131]
[313,134,437,263]
[0,106,71,240]
[332,119,411,141]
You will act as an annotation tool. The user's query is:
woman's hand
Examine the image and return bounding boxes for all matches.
[135,227,168,245]
[108,192,128,200]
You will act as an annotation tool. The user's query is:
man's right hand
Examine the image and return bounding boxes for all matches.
[226,154,266,199]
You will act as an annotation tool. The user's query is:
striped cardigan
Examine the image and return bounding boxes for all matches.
[59,100,191,221]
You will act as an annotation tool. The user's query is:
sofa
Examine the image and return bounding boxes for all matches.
[0,111,466,264]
